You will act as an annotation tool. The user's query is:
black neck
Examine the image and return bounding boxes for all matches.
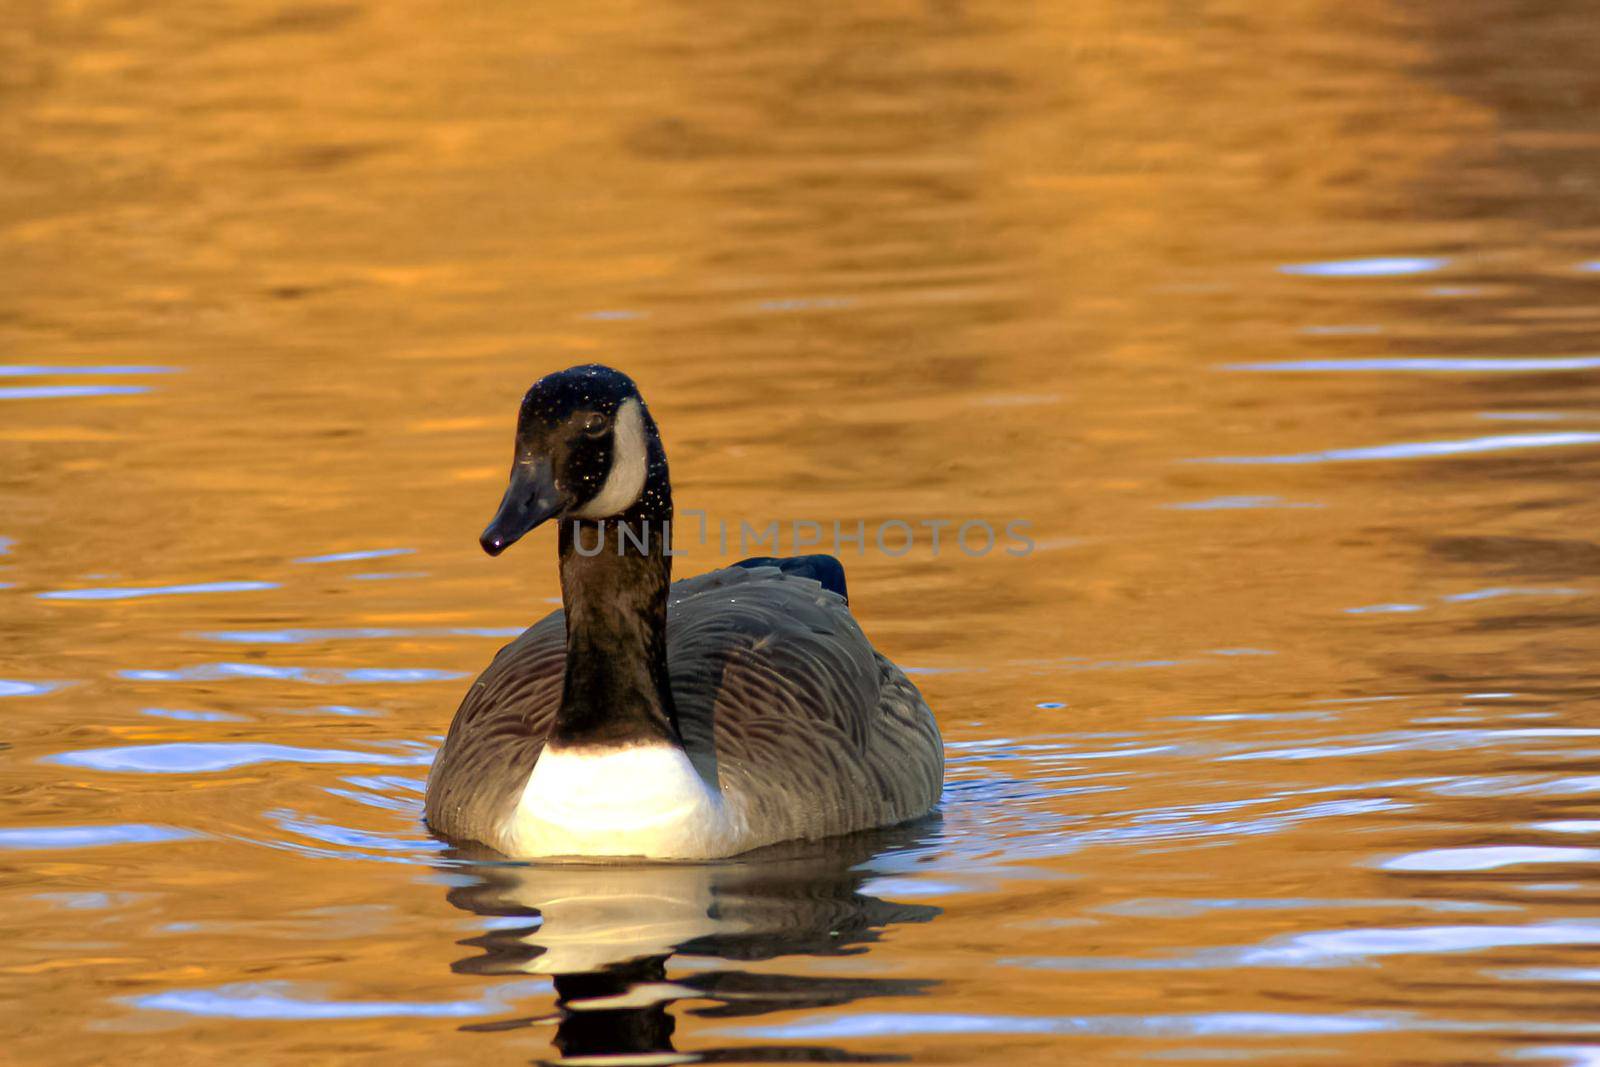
[549,451,677,750]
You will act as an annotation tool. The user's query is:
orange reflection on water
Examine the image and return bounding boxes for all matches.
[3,1,1600,1064]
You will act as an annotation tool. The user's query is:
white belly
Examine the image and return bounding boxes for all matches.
[500,743,747,860]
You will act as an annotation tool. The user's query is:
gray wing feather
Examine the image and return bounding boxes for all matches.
[425,564,944,852]
[423,613,564,845]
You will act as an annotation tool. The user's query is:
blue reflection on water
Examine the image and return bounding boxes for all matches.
[1280,256,1446,277]
[1166,495,1320,510]
[755,296,854,312]
[47,741,433,773]
[193,627,508,643]
[343,774,425,794]
[266,809,439,852]
[1443,586,1584,603]
[1346,604,1426,615]
[722,1010,1390,1039]
[38,580,277,601]
[0,679,62,697]
[198,627,408,643]
[1228,356,1600,373]
[1000,918,1600,975]
[0,364,176,377]
[1198,432,1600,465]
[36,891,141,910]
[140,707,249,723]
[325,785,420,814]
[0,384,152,400]
[1216,726,1600,764]
[293,548,415,564]
[130,979,549,1020]
[0,824,195,849]
[1238,919,1600,965]
[119,663,466,684]
[1383,846,1600,872]
[1097,896,1506,919]
[1496,967,1600,984]
[195,626,523,644]
[1337,588,1581,616]
[196,627,524,643]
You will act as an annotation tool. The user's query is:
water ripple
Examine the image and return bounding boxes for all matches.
[1221,727,1600,763]
[1098,896,1507,919]
[1228,356,1600,373]
[0,679,63,697]
[266,809,439,853]
[47,741,433,773]
[293,548,415,564]
[1198,432,1600,465]
[139,707,249,723]
[343,774,424,794]
[130,979,548,1020]
[38,580,277,601]
[118,663,466,684]
[1346,603,1426,615]
[1280,256,1446,277]
[0,384,152,400]
[1518,1046,1600,1067]
[1166,495,1321,510]
[1239,920,1600,965]
[324,786,421,814]
[0,364,176,377]
[1430,775,1600,798]
[1443,586,1585,603]
[0,823,196,849]
[1383,846,1600,872]
[722,1009,1391,1039]
[195,626,522,644]
[1004,918,1600,975]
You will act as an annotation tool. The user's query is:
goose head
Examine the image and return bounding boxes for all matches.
[480,364,667,556]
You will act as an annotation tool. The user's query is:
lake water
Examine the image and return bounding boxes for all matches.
[4,3,1600,1064]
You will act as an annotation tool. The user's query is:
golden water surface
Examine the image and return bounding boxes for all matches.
[4,2,1600,1063]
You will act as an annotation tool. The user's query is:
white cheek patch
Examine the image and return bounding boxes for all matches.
[572,397,648,518]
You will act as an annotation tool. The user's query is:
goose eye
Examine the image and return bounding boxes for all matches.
[582,412,610,437]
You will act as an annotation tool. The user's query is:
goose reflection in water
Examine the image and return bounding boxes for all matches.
[439,824,941,1064]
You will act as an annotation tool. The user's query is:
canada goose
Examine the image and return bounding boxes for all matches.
[424,364,943,860]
